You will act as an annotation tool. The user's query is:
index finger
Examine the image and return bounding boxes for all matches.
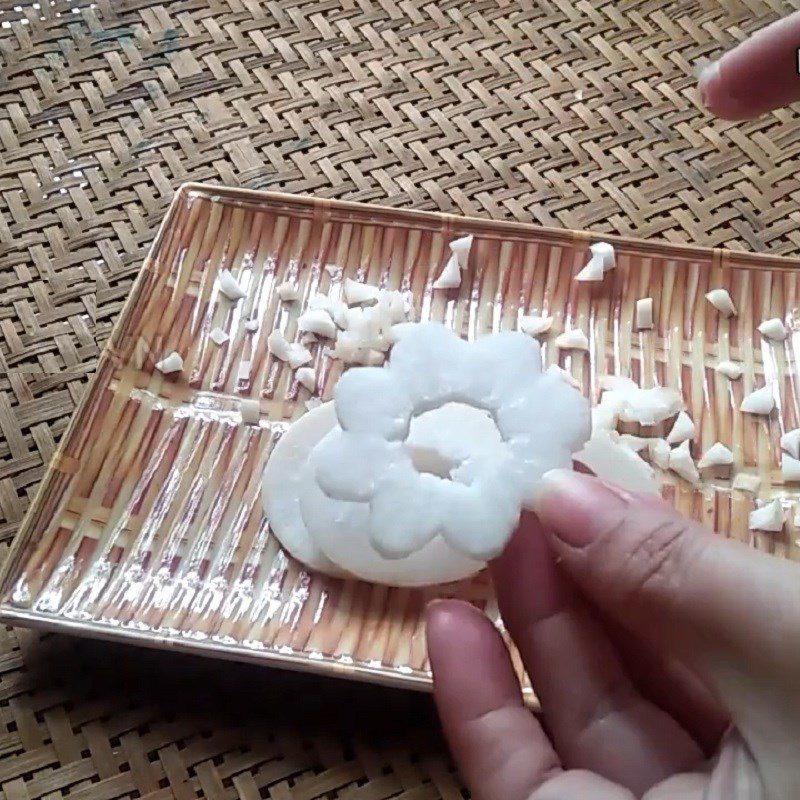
[700,12,800,119]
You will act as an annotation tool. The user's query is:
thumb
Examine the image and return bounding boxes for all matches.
[531,470,800,682]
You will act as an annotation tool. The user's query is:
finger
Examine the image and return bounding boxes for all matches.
[699,11,800,119]
[492,515,702,796]
[606,620,729,755]
[425,599,561,800]
[531,470,800,680]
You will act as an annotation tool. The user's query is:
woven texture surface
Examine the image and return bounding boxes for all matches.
[2,0,800,797]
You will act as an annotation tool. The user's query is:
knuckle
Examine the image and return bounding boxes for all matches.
[599,510,703,609]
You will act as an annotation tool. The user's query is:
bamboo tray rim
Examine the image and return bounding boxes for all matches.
[2,182,798,689]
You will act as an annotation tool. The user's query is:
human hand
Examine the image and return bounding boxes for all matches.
[426,470,800,799]
[699,12,800,119]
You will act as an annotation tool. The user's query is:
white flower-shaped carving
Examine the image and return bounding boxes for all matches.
[310,323,590,560]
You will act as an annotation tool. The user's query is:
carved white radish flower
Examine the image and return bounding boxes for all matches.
[310,323,590,561]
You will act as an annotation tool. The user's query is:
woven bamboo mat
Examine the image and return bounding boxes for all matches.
[3,0,800,797]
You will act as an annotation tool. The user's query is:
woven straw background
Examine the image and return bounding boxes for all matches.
[2,0,800,797]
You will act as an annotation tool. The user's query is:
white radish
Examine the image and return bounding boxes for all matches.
[298,309,337,339]
[449,234,474,268]
[758,318,787,341]
[344,278,380,305]
[240,399,261,425]
[276,281,299,302]
[749,499,784,532]
[555,329,589,351]
[649,439,671,469]
[575,257,604,282]
[574,430,659,495]
[519,315,553,337]
[636,298,653,330]
[782,453,800,482]
[433,254,461,289]
[667,411,695,445]
[219,269,247,301]
[313,323,589,561]
[668,440,699,483]
[244,319,259,332]
[267,330,313,369]
[209,327,229,345]
[261,404,347,575]
[295,367,316,392]
[155,352,183,374]
[715,360,743,380]
[733,473,761,494]
[590,241,615,270]
[740,385,775,415]
[697,442,734,470]
[781,428,800,459]
[705,289,736,317]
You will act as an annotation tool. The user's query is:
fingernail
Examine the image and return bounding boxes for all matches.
[697,60,720,110]
[533,469,630,547]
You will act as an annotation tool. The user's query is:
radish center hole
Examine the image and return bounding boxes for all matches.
[407,402,503,481]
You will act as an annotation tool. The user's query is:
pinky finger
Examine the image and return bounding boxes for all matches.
[426,600,560,800]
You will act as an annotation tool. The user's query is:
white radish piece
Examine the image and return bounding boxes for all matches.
[574,429,659,495]
[433,254,461,289]
[668,440,699,484]
[636,298,653,330]
[312,323,589,561]
[758,318,787,341]
[209,327,229,345]
[237,361,250,382]
[267,330,313,369]
[781,428,800,459]
[590,241,615,271]
[600,377,683,427]
[697,442,734,470]
[740,385,775,415]
[261,404,347,576]
[555,329,589,351]
[344,278,380,305]
[276,281,299,302]
[575,257,604,282]
[298,309,337,339]
[619,434,651,453]
[705,289,736,317]
[449,234,474,268]
[749,499,784,532]
[219,269,247,301]
[155,352,183,374]
[715,360,743,380]
[519,315,553,337]
[546,363,580,389]
[240,399,261,425]
[733,473,761,494]
[295,367,316,392]
[649,439,670,469]
[244,319,259,332]
[782,453,800,482]
[667,411,695,445]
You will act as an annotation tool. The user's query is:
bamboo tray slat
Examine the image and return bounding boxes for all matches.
[2,183,800,697]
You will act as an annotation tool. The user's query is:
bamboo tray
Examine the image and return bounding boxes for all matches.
[2,183,800,698]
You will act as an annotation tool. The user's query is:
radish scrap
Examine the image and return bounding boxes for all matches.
[219,270,247,301]
[518,315,553,337]
[749,499,784,532]
[155,352,183,374]
[758,318,787,341]
[740,385,775,415]
[697,442,734,470]
[705,289,736,317]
